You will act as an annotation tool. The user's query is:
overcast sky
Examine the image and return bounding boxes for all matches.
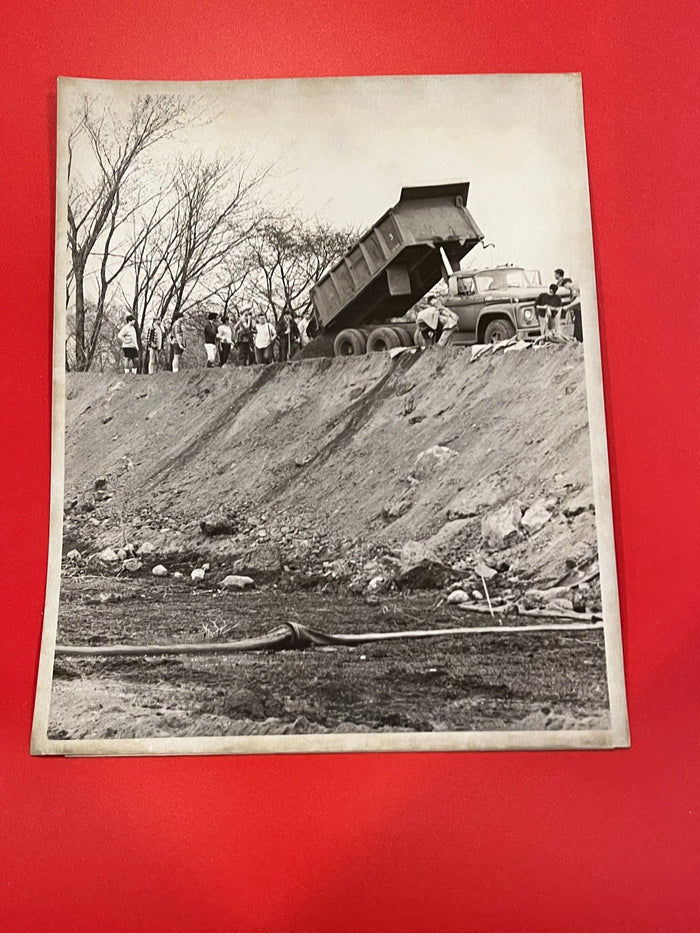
[65,73,594,282]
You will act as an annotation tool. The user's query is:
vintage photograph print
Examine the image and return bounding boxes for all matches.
[33,74,628,755]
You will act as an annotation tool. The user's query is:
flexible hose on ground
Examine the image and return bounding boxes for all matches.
[55,619,604,658]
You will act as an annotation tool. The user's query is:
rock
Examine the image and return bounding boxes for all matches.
[411,444,458,479]
[102,415,113,425]
[123,558,142,572]
[481,503,522,549]
[200,509,239,537]
[446,589,470,604]
[66,549,81,561]
[97,547,119,563]
[136,542,155,556]
[152,565,169,577]
[472,589,484,600]
[117,548,128,560]
[366,575,389,594]
[88,517,100,527]
[396,541,450,589]
[563,491,595,518]
[221,574,255,589]
[521,500,552,534]
[382,486,415,521]
[234,544,282,577]
[173,572,183,580]
[190,568,206,582]
[94,477,107,490]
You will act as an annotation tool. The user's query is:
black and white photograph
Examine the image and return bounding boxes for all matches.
[32,74,628,755]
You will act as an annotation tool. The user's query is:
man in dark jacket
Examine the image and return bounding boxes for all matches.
[204,312,218,367]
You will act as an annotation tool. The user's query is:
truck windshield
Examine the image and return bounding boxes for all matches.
[475,269,529,291]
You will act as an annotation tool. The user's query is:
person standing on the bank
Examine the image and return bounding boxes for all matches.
[204,312,218,368]
[234,309,254,366]
[556,270,583,343]
[276,307,299,362]
[146,317,164,374]
[535,283,561,337]
[254,313,277,365]
[117,314,139,374]
[169,311,186,372]
[217,314,233,366]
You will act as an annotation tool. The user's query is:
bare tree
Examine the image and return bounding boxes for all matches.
[67,93,199,369]
[152,155,267,326]
[247,215,357,322]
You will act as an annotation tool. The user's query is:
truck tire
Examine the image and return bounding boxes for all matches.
[366,327,404,353]
[333,328,368,357]
[391,326,414,347]
[482,318,516,344]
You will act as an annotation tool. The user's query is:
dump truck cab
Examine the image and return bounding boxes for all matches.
[444,265,544,344]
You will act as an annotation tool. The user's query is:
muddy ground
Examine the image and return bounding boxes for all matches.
[49,574,609,739]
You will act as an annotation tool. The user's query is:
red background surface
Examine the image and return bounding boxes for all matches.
[1,2,698,930]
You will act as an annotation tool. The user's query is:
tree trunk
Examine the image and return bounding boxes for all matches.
[74,267,87,370]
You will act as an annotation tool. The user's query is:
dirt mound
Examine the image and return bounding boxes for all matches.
[62,344,597,588]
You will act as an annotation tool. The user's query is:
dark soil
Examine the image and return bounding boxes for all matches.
[49,575,609,740]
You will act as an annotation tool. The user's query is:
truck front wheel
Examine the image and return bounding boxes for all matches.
[482,318,516,344]
[333,328,368,356]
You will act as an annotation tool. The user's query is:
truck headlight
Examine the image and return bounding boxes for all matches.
[523,306,534,323]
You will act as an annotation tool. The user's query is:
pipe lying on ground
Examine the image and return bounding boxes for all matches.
[54,619,604,658]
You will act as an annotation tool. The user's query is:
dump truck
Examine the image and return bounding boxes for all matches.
[309,182,484,356]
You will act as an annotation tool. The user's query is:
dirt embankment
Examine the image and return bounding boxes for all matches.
[62,344,598,592]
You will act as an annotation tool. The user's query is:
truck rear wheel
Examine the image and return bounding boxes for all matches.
[333,328,368,356]
[482,318,516,344]
[366,327,404,353]
[391,326,414,347]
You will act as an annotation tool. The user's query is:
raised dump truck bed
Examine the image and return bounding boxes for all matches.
[310,182,483,335]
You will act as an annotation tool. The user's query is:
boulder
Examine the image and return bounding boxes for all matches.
[234,544,282,577]
[481,503,522,549]
[136,542,155,556]
[446,589,470,604]
[521,500,552,534]
[190,568,206,582]
[396,541,451,589]
[94,477,107,490]
[411,444,458,479]
[123,558,142,572]
[66,549,81,561]
[151,565,169,577]
[172,572,184,580]
[200,510,239,537]
[221,575,255,589]
[97,547,119,563]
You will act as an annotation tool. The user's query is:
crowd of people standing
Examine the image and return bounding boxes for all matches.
[117,305,312,374]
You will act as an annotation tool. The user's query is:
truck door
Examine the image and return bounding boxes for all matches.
[448,275,479,336]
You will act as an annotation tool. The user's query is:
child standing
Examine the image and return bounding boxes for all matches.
[117,315,139,373]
